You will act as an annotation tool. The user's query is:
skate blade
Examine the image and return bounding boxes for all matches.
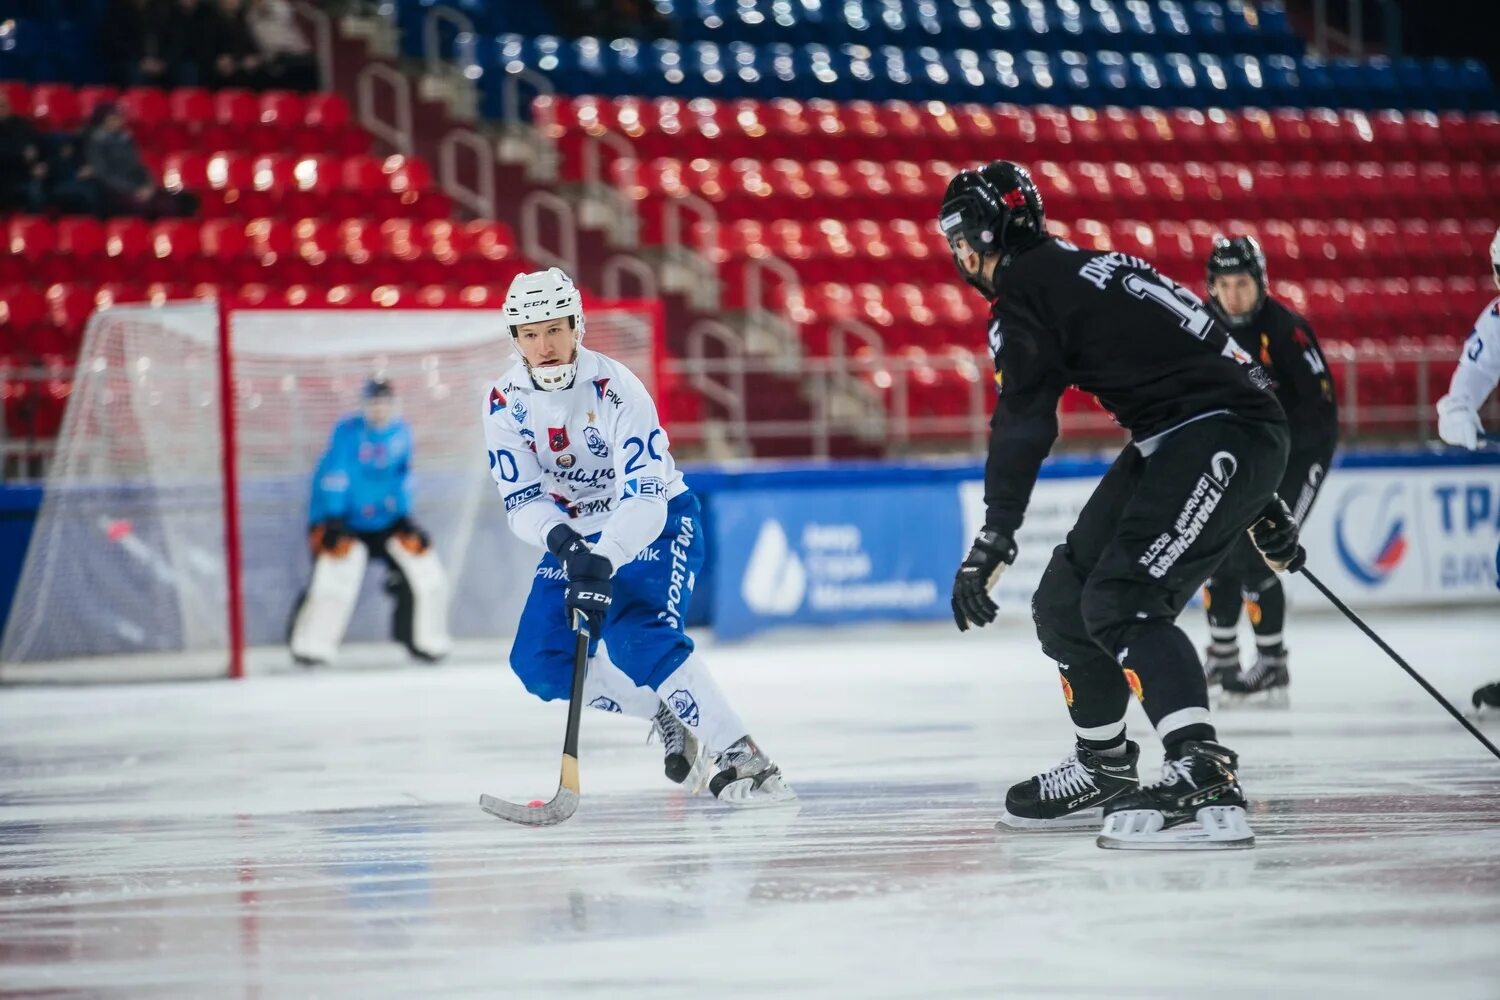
[715,774,799,808]
[995,807,1103,832]
[1215,688,1290,710]
[1096,805,1254,851]
[675,749,713,796]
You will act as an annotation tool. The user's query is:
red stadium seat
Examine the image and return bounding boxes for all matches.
[29,84,81,129]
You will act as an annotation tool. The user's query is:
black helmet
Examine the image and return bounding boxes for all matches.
[938,160,1046,297]
[362,376,395,400]
[1205,235,1267,328]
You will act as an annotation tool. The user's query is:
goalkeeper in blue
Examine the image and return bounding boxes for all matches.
[289,377,453,666]
[483,267,795,806]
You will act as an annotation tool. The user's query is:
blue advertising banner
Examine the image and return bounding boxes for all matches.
[710,483,966,639]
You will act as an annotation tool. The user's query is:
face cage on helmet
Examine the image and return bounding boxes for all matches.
[513,314,582,392]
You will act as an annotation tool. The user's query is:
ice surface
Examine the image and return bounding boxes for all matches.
[2,608,1499,999]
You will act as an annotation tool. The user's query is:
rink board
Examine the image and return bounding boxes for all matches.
[705,450,1500,639]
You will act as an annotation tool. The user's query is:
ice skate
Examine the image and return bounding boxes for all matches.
[996,741,1141,831]
[1218,652,1289,708]
[651,701,711,793]
[1203,646,1241,690]
[1098,740,1254,850]
[1472,681,1500,716]
[709,736,797,807]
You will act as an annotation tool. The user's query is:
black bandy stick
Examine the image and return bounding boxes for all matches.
[1299,566,1500,762]
[480,611,591,825]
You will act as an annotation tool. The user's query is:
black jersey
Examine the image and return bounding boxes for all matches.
[981,238,1285,535]
[1240,296,1340,451]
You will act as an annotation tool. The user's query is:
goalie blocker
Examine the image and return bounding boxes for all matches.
[290,519,453,665]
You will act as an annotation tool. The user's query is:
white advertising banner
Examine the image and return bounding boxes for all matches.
[961,462,1500,617]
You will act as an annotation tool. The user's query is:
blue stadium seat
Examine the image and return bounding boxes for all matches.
[1057,50,1096,104]
[1129,51,1170,104]
[1162,52,1207,108]
[1119,0,1165,54]
[1021,50,1068,105]
[1093,50,1139,107]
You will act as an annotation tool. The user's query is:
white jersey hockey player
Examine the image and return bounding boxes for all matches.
[1436,229,1500,713]
[483,267,795,805]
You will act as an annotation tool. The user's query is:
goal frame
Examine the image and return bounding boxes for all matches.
[142,296,664,680]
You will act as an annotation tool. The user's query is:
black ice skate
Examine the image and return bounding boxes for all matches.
[1472,681,1500,716]
[1098,740,1254,850]
[1218,652,1290,707]
[1203,646,1241,690]
[709,736,797,806]
[996,741,1141,831]
[651,701,710,793]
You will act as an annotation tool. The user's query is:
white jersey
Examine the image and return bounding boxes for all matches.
[1443,296,1500,412]
[482,346,687,571]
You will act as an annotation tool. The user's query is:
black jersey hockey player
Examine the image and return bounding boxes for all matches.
[941,161,1304,849]
[1200,236,1339,703]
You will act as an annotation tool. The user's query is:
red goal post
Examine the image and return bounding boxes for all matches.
[0,296,664,682]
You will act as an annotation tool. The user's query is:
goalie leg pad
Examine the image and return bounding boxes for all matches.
[290,540,369,664]
[384,533,453,661]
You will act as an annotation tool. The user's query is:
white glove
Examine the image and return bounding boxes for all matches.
[1436,394,1484,451]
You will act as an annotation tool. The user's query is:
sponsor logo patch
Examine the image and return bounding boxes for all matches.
[504,482,542,512]
[588,696,622,713]
[623,476,667,499]
[556,453,576,469]
[488,387,506,414]
[549,426,569,451]
[584,425,609,458]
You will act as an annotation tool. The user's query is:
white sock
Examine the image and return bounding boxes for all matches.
[654,656,747,755]
[581,645,661,721]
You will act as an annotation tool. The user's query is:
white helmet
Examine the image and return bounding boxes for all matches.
[503,267,586,391]
[1490,227,1500,292]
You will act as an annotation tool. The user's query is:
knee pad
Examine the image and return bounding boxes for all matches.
[1031,545,1099,666]
[289,541,368,664]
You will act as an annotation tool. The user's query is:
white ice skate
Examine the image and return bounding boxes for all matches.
[709,736,797,807]
[651,701,712,795]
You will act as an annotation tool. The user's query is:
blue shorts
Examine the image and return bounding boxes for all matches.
[509,493,705,701]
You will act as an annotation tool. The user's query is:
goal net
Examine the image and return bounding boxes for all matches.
[1,299,661,681]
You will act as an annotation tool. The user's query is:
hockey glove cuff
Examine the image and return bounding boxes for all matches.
[1249,496,1306,573]
[547,524,614,580]
[1436,394,1483,451]
[952,528,1018,632]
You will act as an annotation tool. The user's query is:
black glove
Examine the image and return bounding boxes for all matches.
[390,515,430,548]
[565,570,612,635]
[1249,496,1306,573]
[547,524,598,579]
[548,524,614,633]
[316,518,348,552]
[952,528,1018,632]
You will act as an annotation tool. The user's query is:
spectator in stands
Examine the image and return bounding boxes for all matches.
[247,0,320,92]
[0,91,49,212]
[81,104,199,218]
[162,0,222,87]
[548,0,673,39]
[100,0,175,88]
[206,0,267,89]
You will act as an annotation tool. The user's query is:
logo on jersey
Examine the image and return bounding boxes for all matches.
[986,318,1004,355]
[666,688,700,728]
[1059,672,1074,707]
[488,387,506,414]
[549,426,569,451]
[1139,452,1237,579]
[623,476,666,499]
[504,482,542,512]
[592,378,610,400]
[1210,451,1238,487]
[588,696,622,713]
[556,453,576,469]
[1333,484,1408,587]
[593,378,624,409]
[584,426,609,458]
[511,400,527,425]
